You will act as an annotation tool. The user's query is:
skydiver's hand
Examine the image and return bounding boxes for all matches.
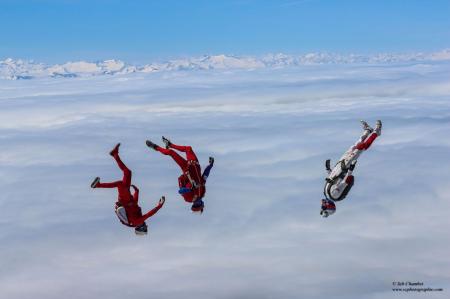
[131,184,139,192]
[325,159,331,171]
[209,157,214,165]
[349,161,357,171]
[159,196,166,206]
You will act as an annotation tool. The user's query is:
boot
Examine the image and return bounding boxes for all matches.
[91,177,100,188]
[375,120,382,136]
[109,143,120,156]
[162,136,171,149]
[360,120,373,133]
[145,140,158,150]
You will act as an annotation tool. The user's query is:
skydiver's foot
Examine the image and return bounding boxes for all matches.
[145,140,158,150]
[109,143,120,156]
[91,177,100,188]
[209,156,214,166]
[360,120,373,133]
[375,120,382,136]
[162,136,171,149]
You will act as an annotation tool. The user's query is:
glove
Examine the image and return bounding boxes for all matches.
[159,196,166,206]
[349,161,357,171]
[131,184,139,192]
[325,159,331,171]
[209,157,215,165]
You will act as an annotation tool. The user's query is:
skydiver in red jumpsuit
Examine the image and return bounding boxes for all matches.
[146,137,214,213]
[91,143,165,235]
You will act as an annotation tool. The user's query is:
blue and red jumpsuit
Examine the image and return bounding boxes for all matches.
[155,143,212,203]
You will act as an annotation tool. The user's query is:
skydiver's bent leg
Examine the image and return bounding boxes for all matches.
[112,153,132,187]
[168,143,198,161]
[156,146,188,170]
[96,181,122,188]
[96,180,130,204]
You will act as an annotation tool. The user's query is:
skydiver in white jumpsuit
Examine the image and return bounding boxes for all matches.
[321,120,382,217]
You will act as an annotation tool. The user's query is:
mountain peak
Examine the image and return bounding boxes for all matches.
[1,50,449,80]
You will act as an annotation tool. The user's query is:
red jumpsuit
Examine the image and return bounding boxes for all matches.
[156,143,205,202]
[95,153,162,227]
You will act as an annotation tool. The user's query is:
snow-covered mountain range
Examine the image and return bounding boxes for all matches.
[1,50,450,80]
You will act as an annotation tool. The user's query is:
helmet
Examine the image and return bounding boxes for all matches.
[321,198,336,217]
[320,198,336,218]
[134,222,148,235]
[191,198,204,213]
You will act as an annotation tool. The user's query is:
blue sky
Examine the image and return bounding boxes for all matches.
[1,0,450,63]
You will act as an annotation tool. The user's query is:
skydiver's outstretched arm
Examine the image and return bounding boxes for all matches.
[202,157,214,181]
[325,159,331,174]
[131,197,165,227]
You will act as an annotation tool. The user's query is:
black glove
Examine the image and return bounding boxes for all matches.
[325,159,331,171]
[349,161,357,171]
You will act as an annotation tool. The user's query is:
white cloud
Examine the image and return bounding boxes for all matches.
[0,61,449,298]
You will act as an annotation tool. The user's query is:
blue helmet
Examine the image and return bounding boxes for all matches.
[191,198,204,213]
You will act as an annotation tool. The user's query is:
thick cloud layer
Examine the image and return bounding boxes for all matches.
[1,62,449,298]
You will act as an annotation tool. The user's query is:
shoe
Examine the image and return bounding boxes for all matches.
[146,140,158,150]
[162,136,171,149]
[91,177,100,188]
[109,143,120,156]
[375,120,382,136]
[360,120,373,133]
